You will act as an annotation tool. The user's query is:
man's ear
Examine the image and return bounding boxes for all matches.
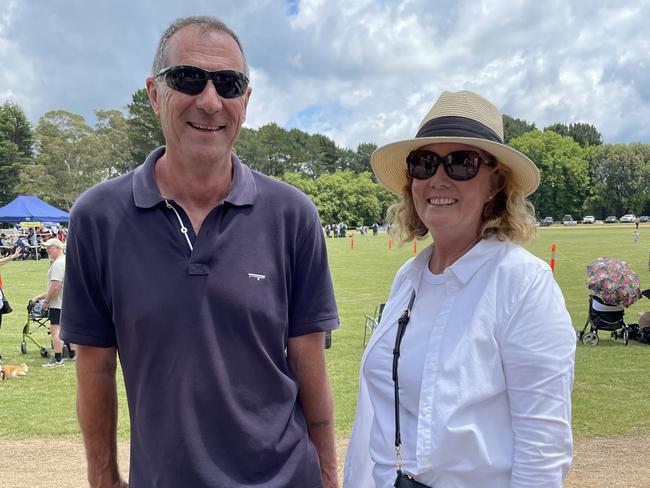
[241,86,252,124]
[145,78,161,117]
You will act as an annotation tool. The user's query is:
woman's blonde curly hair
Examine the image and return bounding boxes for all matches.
[388,161,537,245]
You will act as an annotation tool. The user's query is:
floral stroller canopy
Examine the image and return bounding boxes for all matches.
[587,256,641,308]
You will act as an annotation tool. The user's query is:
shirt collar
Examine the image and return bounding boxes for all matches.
[405,237,503,286]
[133,147,257,208]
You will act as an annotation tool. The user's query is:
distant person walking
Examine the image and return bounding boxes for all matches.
[32,238,75,367]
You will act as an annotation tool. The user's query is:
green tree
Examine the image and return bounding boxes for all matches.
[0,101,33,204]
[589,143,650,217]
[568,122,602,147]
[256,123,294,176]
[349,142,377,174]
[503,115,535,144]
[0,101,33,156]
[234,126,268,171]
[127,88,164,165]
[545,122,602,148]
[544,123,569,137]
[304,134,340,176]
[0,139,24,205]
[277,171,317,196]
[237,125,375,178]
[17,110,105,210]
[279,171,395,226]
[509,130,590,219]
[95,109,133,177]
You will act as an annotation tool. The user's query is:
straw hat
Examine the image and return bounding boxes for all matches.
[371,90,540,196]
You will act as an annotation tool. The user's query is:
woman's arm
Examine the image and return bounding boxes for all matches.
[0,247,21,266]
[499,268,576,487]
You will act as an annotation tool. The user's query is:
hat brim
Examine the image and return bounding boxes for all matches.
[371,136,540,196]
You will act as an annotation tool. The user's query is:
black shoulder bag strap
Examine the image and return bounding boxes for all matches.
[392,290,432,488]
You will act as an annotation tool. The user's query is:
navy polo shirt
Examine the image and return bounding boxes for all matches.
[61,147,339,487]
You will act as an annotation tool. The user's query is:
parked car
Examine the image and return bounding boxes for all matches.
[540,216,554,227]
[620,214,636,223]
[640,216,649,223]
[562,215,576,226]
[582,215,595,224]
[605,216,617,223]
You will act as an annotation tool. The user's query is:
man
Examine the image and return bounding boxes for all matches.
[33,237,76,366]
[61,16,339,488]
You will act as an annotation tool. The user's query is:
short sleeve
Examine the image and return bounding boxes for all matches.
[288,213,339,336]
[60,208,116,347]
[49,259,64,282]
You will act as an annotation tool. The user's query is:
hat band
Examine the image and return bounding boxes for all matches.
[415,116,503,144]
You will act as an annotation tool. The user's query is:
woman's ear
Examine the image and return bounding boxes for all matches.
[489,171,506,196]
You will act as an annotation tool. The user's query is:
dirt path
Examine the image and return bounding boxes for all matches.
[0,435,647,487]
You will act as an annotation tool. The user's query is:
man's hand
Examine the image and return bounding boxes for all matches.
[76,345,127,488]
[288,332,339,488]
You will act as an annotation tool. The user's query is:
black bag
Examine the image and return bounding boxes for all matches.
[394,470,432,487]
[639,327,650,344]
[0,288,12,315]
[627,324,641,341]
[1,298,12,314]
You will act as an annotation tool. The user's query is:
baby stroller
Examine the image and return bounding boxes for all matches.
[579,295,630,346]
[21,299,51,358]
[581,256,643,346]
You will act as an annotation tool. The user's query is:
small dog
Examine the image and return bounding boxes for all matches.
[0,363,29,379]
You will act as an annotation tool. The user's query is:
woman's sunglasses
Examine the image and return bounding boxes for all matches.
[155,65,249,98]
[406,149,496,181]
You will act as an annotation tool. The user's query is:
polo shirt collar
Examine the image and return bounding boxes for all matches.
[133,147,165,208]
[226,153,257,206]
[405,237,502,286]
[132,146,257,208]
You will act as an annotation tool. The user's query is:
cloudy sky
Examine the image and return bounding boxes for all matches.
[1,0,648,149]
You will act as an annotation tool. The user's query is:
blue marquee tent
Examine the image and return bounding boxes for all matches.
[0,195,69,223]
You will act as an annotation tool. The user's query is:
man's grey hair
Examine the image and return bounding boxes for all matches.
[151,16,249,77]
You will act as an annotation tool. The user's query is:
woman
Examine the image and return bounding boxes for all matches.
[0,246,22,360]
[344,91,575,487]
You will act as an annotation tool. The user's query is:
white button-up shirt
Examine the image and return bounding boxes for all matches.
[344,238,575,487]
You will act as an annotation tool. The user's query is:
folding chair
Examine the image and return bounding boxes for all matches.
[364,303,385,346]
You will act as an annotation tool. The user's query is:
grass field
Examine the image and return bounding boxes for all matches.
[1,224,650,441]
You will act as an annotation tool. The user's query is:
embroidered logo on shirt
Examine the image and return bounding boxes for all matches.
[248,273,266,281]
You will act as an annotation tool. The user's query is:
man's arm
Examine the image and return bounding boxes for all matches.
[76,344,128,488]
[288,332,339,488]
[37,280,62,309]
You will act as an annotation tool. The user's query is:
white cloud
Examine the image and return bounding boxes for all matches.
[0,0,648,147]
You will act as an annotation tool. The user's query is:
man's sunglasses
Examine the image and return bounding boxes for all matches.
[155,65,249,98]
[406,149,496,181]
